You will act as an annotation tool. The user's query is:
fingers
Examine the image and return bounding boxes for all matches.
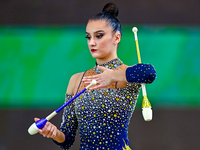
[82,66,113,89]
[82,66,111,82]
[38,122,57,139]
[88,79,106,90]
[83,74,99,80]
[82,75,100,84]
[82,77,92,84]
[33,118,57,139]
[82,75,110,89]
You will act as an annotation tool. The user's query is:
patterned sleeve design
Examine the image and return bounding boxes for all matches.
[126,63,156,84]
[53,94,78,150]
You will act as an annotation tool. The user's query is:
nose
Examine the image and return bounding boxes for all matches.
[88,37,96,47]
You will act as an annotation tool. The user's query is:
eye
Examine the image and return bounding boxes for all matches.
[85,35,91,40]
[96,33,104,39]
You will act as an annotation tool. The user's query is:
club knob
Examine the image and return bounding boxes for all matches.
[28,123,39,135]
[142,107,153,121]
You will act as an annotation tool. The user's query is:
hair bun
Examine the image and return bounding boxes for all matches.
[102,3,119,17]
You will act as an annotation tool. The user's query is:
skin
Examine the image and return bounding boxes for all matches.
[82,65,127,90]
[82,19,127,89]
[85,19,121,64]
[34,19,123,143]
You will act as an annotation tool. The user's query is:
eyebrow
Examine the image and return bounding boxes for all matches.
[86,30,105,34]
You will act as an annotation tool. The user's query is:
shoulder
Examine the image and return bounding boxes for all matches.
[66,72,85,95]
[70,72,84,81]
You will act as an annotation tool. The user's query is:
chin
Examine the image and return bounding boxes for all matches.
[91,54,100,59]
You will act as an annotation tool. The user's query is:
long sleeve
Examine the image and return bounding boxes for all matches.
[125,63,156,84]
[53,94,78,150]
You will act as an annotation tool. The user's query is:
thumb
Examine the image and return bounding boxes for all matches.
[34,117,40,122]
[97,65,111,71]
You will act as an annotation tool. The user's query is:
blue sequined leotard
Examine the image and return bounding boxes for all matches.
[54,58,142,150]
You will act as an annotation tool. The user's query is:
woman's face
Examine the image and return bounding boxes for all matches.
[86,19,120,64]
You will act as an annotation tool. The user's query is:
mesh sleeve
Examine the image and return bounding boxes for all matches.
[53,94,78,150]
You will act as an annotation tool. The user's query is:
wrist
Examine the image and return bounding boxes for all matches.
[110,71,116,83]
[53,129,65,143]
[112,69,126,82]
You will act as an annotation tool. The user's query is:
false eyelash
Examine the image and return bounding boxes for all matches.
[96,34,104,39]
[85,36,91,39]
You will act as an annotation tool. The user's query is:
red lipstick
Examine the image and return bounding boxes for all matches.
[91,49,97,52]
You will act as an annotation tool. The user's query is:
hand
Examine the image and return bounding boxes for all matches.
[82,66,114,90]
[34,118,58,139]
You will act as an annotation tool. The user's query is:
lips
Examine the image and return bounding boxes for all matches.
[91,49,97,52]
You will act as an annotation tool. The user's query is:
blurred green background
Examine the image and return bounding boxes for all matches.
[1,1,200,149]
[1,25,200,108]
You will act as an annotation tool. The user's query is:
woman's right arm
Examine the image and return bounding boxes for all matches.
[36,73,82,146]
[52,72,84,149]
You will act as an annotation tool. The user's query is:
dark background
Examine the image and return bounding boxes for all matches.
[1,109,199,150]
[0,0,200,150]
[0,0,199,25]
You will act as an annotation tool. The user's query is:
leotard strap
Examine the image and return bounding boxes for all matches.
[75,71,87,95]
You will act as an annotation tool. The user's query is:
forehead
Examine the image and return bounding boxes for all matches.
[86,19,113,34]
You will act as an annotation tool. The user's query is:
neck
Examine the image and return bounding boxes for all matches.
[96,54,118,65]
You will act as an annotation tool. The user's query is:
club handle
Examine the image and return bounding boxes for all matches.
[28,79,97,136]
[46,111,57,121]
[135,39,142,64]
[132,27,153,121]
[132,27,142,64]
[55,79,96,113]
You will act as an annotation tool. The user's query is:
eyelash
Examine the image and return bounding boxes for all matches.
[85,34,104,40]
[96,34,104,39]
[85,36,91,40]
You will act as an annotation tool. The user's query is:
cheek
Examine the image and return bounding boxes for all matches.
[99,38,112,48]
[98,40,107,48]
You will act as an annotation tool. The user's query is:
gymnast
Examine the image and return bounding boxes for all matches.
[34,3,156,150]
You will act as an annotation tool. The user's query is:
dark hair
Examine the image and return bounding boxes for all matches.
[89,3,122,35]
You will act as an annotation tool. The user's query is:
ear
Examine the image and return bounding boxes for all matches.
[113,31,121,45]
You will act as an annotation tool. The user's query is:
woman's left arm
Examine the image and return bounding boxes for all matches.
[82,64,156,90]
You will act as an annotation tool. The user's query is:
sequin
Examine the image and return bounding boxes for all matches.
[54,58,141,150]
